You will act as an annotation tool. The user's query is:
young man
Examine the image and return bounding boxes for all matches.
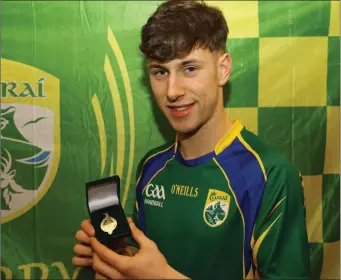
[73,0,311,279]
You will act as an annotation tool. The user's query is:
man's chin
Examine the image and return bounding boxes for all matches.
[171,122,200,136]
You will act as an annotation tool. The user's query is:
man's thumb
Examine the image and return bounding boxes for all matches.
[127,218,148,247]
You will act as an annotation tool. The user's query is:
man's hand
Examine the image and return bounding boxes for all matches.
[72,219,128,267]
[72,219,95,267]
[91,218,189,279]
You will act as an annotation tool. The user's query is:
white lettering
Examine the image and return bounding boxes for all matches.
[144,199,164,208]
[145,184,165,200]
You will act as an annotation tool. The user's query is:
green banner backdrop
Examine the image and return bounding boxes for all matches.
[1,1,340,279]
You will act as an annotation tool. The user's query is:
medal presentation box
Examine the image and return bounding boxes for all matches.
[86,175,131,245]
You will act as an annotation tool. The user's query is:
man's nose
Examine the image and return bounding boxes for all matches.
[166,74,185,102]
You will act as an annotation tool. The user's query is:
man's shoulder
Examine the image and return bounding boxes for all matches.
[240,127,300,176]
[139,141,175,165]
[238,128,303,191]
[240,129,304,212]
[136,141,175,179]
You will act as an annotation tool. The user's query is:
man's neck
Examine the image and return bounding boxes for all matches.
[178,108,233,160]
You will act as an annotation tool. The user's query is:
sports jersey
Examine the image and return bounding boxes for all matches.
[132,119,310,280]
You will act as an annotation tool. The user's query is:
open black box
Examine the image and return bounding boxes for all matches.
[86,175,131,246]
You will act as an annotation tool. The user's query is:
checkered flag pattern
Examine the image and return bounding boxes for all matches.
[206,1,340,279]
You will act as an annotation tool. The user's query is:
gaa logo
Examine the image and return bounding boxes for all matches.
[0,58,60,224]
[144,184,166,200]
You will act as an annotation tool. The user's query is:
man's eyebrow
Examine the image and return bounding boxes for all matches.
[148,59,203,70]
[180,59,203,66]
[147,63,167,70]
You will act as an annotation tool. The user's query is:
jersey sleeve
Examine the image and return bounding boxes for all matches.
[252,163,310,279]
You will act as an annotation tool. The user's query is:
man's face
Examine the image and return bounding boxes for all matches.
[147,48,230,134]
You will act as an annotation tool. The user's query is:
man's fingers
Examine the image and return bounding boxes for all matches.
[81,219,95,237]
[73,244,93,257]
[91,237,130,272]
[92,253,125,279]
[95,272,109,280]
[72,256,93,267]
[75,230,91,245]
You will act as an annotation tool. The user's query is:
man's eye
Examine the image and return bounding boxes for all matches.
[185,66,196,73]
[154,70,168,77]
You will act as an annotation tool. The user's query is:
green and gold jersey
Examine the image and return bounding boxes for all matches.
[132,120,310,280]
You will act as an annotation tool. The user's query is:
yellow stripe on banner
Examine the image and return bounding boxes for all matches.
[329,1,340,36]
[92,94,107,176]
[104,55,125,179]
[208,1,259,38]
[71,267,81,279]
[110,154,114,176]
[213,158,246,279]
[0,266,12,279]
[226,108,258,135]
[302,175,323,243]
[321,241,340,279]
[253,213,283,269]
[108,27,135,208]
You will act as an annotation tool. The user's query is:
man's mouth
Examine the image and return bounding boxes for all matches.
[167,103,194,117]
[172,105,191,111]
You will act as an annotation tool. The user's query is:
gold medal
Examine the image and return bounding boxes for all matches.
[100,213,117,235]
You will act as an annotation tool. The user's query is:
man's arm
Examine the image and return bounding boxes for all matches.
[252,163,310,279]
[91,218,190,279]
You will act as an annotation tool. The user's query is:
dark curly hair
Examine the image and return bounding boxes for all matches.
[139,0,229,62]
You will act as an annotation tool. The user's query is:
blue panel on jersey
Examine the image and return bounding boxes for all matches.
[135,145,175,233]
[215,137,266,275]
[175,148,215,166]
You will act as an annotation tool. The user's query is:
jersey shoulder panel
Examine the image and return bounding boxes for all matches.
[239,128,304,216]
[135,142,174,178]
[239,128,300,176]
[135,141,175,190]
[240,128,306,236]
[135,142,175,233]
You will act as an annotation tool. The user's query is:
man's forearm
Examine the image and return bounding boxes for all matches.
[165,265,190,280]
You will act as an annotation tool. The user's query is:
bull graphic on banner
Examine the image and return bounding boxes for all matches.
[0,58,60,223]
[1,106,50,211]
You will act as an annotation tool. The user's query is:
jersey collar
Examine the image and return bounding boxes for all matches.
[173,119,244,157]
[214,119,244,155]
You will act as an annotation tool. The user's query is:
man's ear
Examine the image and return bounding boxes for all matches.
[218,53,232,86]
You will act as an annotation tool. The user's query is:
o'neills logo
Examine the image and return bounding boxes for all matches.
[143,183,165,208]
[203,189,230,227]
[0,58,60,224]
